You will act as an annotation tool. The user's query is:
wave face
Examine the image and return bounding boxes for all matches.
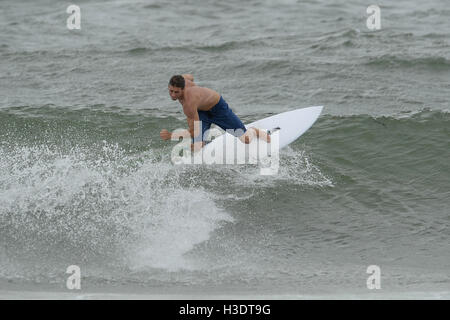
[1,0,449,294]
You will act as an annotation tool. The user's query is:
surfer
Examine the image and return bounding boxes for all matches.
[160,74,270,150]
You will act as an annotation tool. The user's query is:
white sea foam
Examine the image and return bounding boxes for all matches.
[0,142,233,277]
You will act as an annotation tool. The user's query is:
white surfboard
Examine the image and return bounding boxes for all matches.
[244,105,323,149]
[175,106,323,166]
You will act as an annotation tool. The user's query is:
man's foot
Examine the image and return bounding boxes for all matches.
[265,127,281,143]
[265,131,271,143]
[241,128,274,144]
[256,128,271,143]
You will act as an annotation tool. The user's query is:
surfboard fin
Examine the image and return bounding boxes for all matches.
[267,127,280,135]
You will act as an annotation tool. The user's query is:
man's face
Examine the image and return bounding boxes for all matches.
[168,85,183,101]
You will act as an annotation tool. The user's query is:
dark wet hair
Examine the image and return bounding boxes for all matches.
[169,75,185,89]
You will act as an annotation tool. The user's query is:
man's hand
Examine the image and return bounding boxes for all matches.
[160,129,172,140]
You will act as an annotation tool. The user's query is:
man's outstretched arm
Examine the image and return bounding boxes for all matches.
[159,102,200,142]
[182,74,195,87]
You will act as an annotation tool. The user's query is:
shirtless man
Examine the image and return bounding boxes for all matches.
[160,74,270,150]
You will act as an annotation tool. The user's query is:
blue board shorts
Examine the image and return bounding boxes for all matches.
[193,96,247,143]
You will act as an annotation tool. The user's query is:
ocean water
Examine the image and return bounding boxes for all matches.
[0,0,449,298]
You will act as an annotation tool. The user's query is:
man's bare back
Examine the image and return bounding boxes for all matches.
[177,77,220,111]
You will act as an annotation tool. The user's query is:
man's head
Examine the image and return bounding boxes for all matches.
[168,75,185,100]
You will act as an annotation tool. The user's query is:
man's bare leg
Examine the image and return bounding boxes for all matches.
[255,128,271,143]
[239,128,271,144]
